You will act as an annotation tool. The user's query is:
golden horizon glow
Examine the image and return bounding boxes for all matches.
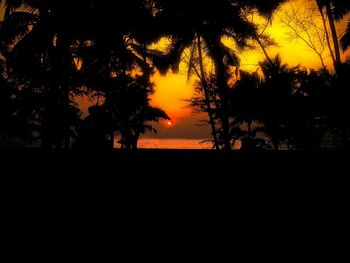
[151,0,350,122]
[151,70,194,120]
[1,1,350,139]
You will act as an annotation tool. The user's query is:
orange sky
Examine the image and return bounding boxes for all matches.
[150,0,350,138]
[1,1,350,139]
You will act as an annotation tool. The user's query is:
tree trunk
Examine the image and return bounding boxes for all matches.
[41,51,54,149]
[317,53,327,71]
[255,37,274,66]
[38,7,54,149]
[213,55,231,151]
[325,1,342,72]
[317,1,337,70]
[56,33,72,149]
[241,12,274,66]
[197,35,220,150]
[132,130,140,150]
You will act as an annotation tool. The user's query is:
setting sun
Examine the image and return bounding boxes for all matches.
[165,120,174,127]
[1,0,350,152]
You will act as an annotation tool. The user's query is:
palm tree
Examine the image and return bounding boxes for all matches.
[240,0,287,66]
[103,73,169,150]
[316,0,350,72]
[130,106,169,150]
[74,71,169,150]
[229,70,266,151]
[184,36,221,149]
[75,1,170,149]
[151,0,285,150]
[259,55,299,150]
[0,0,93,148]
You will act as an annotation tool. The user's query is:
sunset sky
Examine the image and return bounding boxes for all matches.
[1,1,349,139]
[149,0,350,139]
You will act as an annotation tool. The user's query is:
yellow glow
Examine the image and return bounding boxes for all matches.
[151,0,350,121]
[151,70,194,120]
[238,0,350,72]
[2,1,349,132]
[236,0,326,72]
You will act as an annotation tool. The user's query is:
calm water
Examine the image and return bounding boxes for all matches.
[136,138,213,150]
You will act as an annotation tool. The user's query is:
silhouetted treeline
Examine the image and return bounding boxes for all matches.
[191,55,350,150]
[0,0,170,149]
[187,0,350,150]
[0,0,349,150]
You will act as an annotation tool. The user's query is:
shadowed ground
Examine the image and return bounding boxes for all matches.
[1,148,347,175]
[1,149,347,249]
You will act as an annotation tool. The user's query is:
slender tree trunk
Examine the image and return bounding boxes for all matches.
[325,1,342,72]
[316,52,327,70]
[317,1,337,70]
[197,35,220,150]
[38,7,53,149]
[56,33,72,149]
[132,130,140,150]
[241,12,274,66]
[41,50,54,149]
[202,34,232,150]
[255,37,274,66]
[214,57,231,151]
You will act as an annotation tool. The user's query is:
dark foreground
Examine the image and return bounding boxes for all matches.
[3,148,348,203]
[1,148,348,174]
[1,148,348,250]
[2,148,348,206]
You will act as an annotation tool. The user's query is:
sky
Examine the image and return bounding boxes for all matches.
[149,0,350,139]
[1,1,350,139]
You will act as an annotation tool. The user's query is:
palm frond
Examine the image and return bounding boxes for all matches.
[246,0,287,19]
[151,35,193,75]
[0,11,38,50]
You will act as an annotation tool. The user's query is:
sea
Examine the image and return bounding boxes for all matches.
[130,138,213,150]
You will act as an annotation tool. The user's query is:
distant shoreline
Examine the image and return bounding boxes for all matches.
[134,138,213,150]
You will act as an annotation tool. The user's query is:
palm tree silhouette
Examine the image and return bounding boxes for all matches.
[230,70,266,150]
[102,73,169,150]
[74,1,169,149]
[151,0,286,150]
[184,36,221,149]
[259,55,299,150]
[0,0,87,148]
[1,0,350,151]
[316,0,350,72]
